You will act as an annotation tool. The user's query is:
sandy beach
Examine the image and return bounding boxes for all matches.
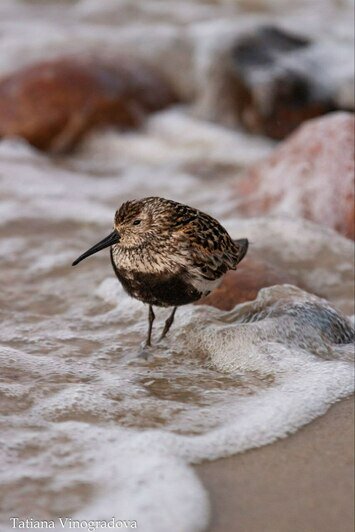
[197,396,354,532]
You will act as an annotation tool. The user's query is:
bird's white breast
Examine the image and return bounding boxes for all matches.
[111,245,187,275]
[189,274,222,296]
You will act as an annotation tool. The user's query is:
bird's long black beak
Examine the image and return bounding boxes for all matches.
[72,230,120,266]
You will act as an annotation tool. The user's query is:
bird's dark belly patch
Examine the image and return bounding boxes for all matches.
[111,262,201,307]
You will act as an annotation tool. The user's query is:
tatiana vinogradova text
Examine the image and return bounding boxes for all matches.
[10,517,138,530]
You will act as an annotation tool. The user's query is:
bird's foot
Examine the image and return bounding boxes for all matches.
[137,343,154,361]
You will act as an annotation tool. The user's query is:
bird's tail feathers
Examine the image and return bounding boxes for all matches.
[233,238,249,264]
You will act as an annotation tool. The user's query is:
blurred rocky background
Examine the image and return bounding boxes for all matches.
[0,0,354,310]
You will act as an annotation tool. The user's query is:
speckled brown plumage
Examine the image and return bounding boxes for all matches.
[73,197,248,348]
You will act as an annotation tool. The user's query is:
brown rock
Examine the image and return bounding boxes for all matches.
[234,112,355,239]
[198,216,354,314]
[0,56,178,153]
[198,251,303,311]
[225,26,347,139]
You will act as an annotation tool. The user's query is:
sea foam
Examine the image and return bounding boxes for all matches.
[1,281,353,532]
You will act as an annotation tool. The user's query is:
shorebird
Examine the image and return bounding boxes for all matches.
[72,197,248,348]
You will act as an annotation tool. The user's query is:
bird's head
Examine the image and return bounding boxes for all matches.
[72,198,169,266]
[113,198,159,247]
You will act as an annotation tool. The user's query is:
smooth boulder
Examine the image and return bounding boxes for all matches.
[234,112,355,239]
[0,57,178,153]
[215,26,353,139]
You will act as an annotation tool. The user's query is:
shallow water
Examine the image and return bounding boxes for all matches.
[0,1,354,531]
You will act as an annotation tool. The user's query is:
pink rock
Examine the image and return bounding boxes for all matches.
[234,112,355,239]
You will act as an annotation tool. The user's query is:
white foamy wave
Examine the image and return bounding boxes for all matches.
[1,283,353,532]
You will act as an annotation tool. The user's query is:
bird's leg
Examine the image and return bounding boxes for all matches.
[159,307,177,341]
[146,304,155,347]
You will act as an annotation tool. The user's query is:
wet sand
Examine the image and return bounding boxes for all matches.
[197,396,354,532]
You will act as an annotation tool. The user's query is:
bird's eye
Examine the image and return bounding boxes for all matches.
[133,219,141,226]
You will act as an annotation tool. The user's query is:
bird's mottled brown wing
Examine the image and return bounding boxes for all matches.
[171,203,248,280]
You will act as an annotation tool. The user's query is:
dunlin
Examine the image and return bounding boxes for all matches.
[72,197,248,347]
